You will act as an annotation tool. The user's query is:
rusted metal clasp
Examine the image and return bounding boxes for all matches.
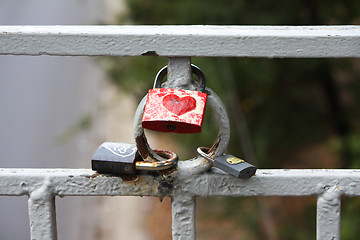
[135,149,178,171]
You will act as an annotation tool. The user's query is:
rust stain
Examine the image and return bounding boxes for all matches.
[159,167,177,175]
[120,175,138,182]
[85,173,100,179]
[135,135,151,160]
[199,158,210,165]
[121,175,161,195]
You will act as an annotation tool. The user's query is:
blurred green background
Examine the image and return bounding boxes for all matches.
[102,1,360,239]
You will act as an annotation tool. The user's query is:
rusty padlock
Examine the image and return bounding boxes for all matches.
[142,65,207,133]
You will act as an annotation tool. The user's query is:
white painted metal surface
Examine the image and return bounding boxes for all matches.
[0,25,360,57]
[1,169,360,239]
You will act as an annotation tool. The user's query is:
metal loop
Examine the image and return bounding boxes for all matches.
[134,86,230,175]
[196,147,213,162]
[153,64,206,93]
[135,149,178,171]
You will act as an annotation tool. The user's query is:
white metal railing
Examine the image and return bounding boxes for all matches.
[1,25,360,57]
[1,25,360,240]
[1,168,360,239]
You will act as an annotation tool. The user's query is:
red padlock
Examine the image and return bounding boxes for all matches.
[142,65,207,133]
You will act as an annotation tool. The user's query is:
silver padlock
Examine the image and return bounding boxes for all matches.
[197,147,256,178]
[92,142,178,175]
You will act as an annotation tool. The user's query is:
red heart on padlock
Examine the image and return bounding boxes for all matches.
[142,88,207,133]
[162,94,196,116]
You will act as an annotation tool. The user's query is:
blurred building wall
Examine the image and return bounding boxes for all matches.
[0,1,121,239]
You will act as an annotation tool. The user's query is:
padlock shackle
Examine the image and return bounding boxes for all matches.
[196,147,214,161]
[153,64,206,93]
[135,149,178,171]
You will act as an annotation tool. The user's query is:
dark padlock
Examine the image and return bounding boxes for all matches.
[197,147,256,178]
[92,142,178,175]
[142,65,208,133]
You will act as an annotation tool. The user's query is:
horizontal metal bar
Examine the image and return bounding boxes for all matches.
[0,25,359,57]
[1,168,360,197]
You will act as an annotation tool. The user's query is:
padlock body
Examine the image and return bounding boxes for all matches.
[214,154,256,178]
[91,142,140,175]
[142,88,207,133]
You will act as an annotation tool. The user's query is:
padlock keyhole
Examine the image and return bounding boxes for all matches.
[167,124,176,131]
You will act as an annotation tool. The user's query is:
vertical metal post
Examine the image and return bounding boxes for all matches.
[166,57,196,240]
[316,185,341,240]
[28,181,58,240]
[171,194,196,240]
[166,57,192,89]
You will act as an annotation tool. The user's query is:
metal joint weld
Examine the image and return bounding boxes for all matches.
[318,183,341,206]
[29,177,54,201]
